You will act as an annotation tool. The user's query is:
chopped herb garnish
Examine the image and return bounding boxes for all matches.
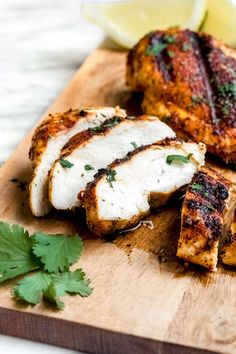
[191,183,203,191]
[166,154,189,164]
[59,158,74,169]
[187,153,193,160]
[100,113,107,118]
[91,116,121,132]
[131,142,138,149]
[191,95,204,105]
[207,204,215,211]
[103,116,121,128]
[218,83,236,97]
[167,50,175,58]
[146,43,167,56]
[222,104,230,115]
[90,126,103,132]
[106,169,117,188]
[84,164,94,171]
[204,192,209,197]
[182,43,191,51]
[163,34,175,44]
[162,115,172,123]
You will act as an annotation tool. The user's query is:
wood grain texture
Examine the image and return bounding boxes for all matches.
[0,48,236,354]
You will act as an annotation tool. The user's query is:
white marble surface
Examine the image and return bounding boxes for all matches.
[0,0,104,163]
[0,0,104,352]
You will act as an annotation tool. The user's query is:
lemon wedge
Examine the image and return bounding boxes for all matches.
[82,0,207,48]
[202,0,236,47]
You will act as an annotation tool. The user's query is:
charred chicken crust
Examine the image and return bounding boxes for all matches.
[221,215,236,266]
[29,106,126,217]
[30,108,87,167]
[127,29,236,164]
[177,166,236,271]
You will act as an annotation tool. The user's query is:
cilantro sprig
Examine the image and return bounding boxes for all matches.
[0,222,92,309]
[13,269,92,310]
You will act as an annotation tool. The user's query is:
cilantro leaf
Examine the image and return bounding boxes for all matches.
[218,83,236,98]
[130,141,138,149]
[12,271,51,305]
[43,283,65,309]
[207,204,215,211]
[59,158,74,169]
[0,223,40,283]
[191,95,204,105]
[106,169,117,188]
[102,116,121,128]
[167,50,175,58]
[182,43,191,51]
[44,269,93,309]
[0,222,92,310]
[166,154,189,164]
[32,233,83,273]
[163,34,175,44]
[12,269,92,309]
[191,183,203,191]
[146,43,167,56]
[84,164,94,171]
[90,117,121,133]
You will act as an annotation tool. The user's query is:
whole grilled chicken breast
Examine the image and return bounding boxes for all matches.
[126,29,236,164]
[29,106,126,217]
[221,214,236,267]
[49,115,175,210]
[83,138,206,236]
[177,167,236,271]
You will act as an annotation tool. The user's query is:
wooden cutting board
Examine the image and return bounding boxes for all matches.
[0,48,236,354]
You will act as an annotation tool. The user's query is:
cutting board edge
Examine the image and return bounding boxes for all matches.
[0,306,215,354]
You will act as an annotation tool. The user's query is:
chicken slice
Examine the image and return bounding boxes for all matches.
[49,115,175,210]
[83,138,206,236]
[29,106,126,217]
[126,29,236,164]
[221,215,236,266]
[177,167,236,271]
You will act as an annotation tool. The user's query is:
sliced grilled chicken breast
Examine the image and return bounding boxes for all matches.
[29,106,126,217]
[83,138,206,236]
[221,215,236,266]
[49,115,175,210]
[177,167,236,271]
[126,29,236,164]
